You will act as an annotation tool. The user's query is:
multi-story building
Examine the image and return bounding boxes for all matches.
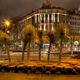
[13,2,68,31]
[12,2,80,43]
[11,2,68,42]
[68,8,80,41]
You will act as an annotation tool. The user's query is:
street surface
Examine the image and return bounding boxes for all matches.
[0,50,71,63]
[0,73,80,80]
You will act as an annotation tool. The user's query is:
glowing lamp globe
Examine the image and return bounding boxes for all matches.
[4,20,11,28]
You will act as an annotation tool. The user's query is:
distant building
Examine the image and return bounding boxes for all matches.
[13,2,68,31]
[68,8,80,41]
[11,2,80,42]
[11,2,68,42]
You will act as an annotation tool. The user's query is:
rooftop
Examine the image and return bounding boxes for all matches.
[12,3,67,24]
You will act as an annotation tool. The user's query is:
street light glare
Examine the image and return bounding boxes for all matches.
[4,20,11,28]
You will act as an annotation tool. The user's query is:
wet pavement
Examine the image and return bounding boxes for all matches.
[0,73,80,80]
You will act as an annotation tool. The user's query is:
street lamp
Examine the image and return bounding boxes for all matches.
[4,19,11,29]
[3,19,11,35]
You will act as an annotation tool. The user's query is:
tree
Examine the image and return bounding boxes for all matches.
[0,31,11,63]
[37,30,44,61]
[47,31,55,63]
[55,23,70,63]
[21,24,37,61]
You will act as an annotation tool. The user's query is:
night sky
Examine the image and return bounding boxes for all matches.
[0,0,80,18]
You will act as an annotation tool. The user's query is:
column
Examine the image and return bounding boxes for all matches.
[47,14,49,30]
[39,15,42,30]
[37,15,39,23]
[51,13,53,22]
[35,14,37,23]
[51,14,53,31]
[44,14,46,31]
[53,13,55,22]
[57,13,60,22]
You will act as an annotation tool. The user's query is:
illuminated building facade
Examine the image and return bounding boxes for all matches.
[68,8,80,41]
[13,3,68,32]
[12,2,80,42]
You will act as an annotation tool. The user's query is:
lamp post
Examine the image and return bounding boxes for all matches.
[3,19,11,35]
[4,20,11,33]
[4,19,11,63]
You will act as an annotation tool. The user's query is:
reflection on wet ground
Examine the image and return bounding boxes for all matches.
[0,73,80,80]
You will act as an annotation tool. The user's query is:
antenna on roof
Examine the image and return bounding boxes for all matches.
[43,0,52,6]
[41,0,52,8]
[47,0,51,5]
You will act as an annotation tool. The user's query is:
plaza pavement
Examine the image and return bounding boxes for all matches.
[0,51,80,66]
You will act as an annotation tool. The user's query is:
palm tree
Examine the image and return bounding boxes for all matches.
[55,23,70,63]
[37,30,44,61]
[47,31,55,63]
[21,24,37,61]
[0,31,11,63]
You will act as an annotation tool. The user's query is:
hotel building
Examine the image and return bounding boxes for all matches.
[12,3,68,31]
[12,2,80,42]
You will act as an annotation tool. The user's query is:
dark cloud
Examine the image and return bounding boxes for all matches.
[0,0,80,18]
